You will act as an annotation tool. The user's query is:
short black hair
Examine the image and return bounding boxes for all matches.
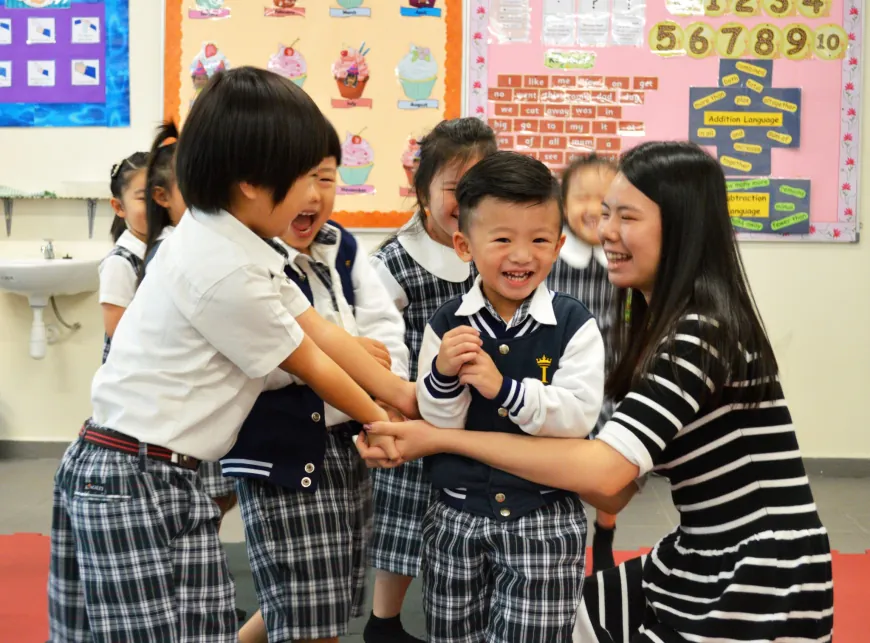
[456,151,563,233]
[325,119,342,166]
[560,153,617,204]
[176,66,329,213]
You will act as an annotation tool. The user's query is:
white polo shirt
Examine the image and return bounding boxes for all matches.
[91,208,310,461]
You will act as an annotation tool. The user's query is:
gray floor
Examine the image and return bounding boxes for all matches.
[3,458,869,641]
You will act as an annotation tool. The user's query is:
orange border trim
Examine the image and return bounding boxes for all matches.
[162,0,462,229]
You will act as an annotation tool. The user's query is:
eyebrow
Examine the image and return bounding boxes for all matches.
[602,202,640,213]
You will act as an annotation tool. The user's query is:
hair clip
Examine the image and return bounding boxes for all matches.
[110,162,123,179]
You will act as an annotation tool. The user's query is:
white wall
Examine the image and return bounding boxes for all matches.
[0,2,868,459]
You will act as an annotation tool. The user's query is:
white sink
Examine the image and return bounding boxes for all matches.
[0,258,100,359]
[0,258,99,305]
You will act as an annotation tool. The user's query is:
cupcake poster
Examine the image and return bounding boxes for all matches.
[396,45,438,110]
[268,41,307,87]
[400,0,441,18]
[329,0,371,18]
[265,0,305,17]
[189,0,231,19]
[338,130,375,195]
[400,136,421,198]
[331,44,372,109]
[190,42,229,106]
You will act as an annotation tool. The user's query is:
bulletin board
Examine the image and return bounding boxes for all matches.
[164,0,462,229]
[0,0,130,128]
[466,0,863,242]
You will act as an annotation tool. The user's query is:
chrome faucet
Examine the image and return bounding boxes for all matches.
[41,239,55,260]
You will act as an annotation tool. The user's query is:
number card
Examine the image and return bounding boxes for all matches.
[465,0,862,242]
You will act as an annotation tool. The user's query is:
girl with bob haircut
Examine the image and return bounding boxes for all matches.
[359,141,833,642]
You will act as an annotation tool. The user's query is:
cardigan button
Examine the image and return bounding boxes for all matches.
[304,463,315,474]
[498,407,508,417]
[499,508,511,518]
[311,412,322,423]
[301,477,312,488]
[499,344,510,355]
[495,493,506,503]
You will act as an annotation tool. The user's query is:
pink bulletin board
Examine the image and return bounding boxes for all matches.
[464,0,863,242]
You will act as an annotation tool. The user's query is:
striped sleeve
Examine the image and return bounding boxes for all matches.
[416,323,472,428]
[596,317,726,476]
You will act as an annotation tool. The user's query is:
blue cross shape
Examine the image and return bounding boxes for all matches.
[689,59,801,177]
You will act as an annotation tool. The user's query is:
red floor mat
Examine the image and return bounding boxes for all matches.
[0,533,864,642]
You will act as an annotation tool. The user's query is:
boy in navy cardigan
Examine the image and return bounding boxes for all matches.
[416,151,605,643]
[223,125,409,643]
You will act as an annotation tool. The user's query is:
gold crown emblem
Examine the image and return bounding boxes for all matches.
[536,355,553,367]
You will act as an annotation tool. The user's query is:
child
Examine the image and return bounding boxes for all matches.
[141,121,187,272]
[231,122,409,643]
[366,117,497,643]
[547,153,619,573]
[415,151,605,642]
[48,66,415,643]
[98,152,148,362]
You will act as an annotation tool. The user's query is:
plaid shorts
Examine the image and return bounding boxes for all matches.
[422,495,587,643]
[49,438,236,642]
[198,459,236,499]
[369,458,432,577]
[237,431,372,641]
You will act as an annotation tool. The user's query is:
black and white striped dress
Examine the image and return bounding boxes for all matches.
[575,314,833,643]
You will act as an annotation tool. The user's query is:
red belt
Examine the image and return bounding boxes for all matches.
[80,423,200,471]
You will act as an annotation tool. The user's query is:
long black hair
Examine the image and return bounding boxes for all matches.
[140,121,179,281]
[606,141,778,406]
[109,151,148,242]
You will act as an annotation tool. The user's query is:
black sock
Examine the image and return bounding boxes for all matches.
[364,612,425,643]
[591,523,616,573]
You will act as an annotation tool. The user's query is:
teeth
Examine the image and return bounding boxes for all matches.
[606,252,630,261]
[504,271,532,281]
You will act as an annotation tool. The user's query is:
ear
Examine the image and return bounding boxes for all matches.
[152,186,172,209]
[110,198,125,217]
[453,230,473,263]
[555,233,567,254]
[237,181,260,201]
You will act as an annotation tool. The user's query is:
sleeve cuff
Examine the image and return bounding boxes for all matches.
[496,377,525,416]
[424,357,463,399]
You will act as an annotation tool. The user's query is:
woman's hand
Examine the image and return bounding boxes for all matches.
[356,419,445,464]
[357,337,392,370]
[393,381,420,420]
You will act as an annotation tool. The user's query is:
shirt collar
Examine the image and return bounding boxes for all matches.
[397,219,471,283]
[560,231,608,270]
[274,223,340,275]
[116,230,147,259]
[455,275,557,328]
[187,208,286,275]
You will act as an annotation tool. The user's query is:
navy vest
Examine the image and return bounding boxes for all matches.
[221,223,358,492]
[426,292,593,520]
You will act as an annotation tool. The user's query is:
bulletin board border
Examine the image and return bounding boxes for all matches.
[0,0,131,128]
[163,0,464,230]
[463,0,863,244]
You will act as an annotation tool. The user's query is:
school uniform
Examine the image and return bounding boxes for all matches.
[49,208,311,643]
[140,224,236,501]
[98,230,145,362]
[369,218,476,577]
[416,277,605,643]
[221,222,409,641]
[547,232,616,434]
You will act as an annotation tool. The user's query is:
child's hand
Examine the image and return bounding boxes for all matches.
[458,351,504,400]
[357,336,392,370]
[434,326,482,377]
[368,433,402,463]
[393,381,420,420]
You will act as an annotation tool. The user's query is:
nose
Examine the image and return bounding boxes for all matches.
[599,214,617,244]
[509,241,533,264]
[308,177,321,204]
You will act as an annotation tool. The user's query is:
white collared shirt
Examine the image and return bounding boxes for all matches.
[263,224,410,426]
[559,231,608,271]
[417,276,604,438]
[91,208,311,461]
[370,219,471,312]
[99,228,174,308]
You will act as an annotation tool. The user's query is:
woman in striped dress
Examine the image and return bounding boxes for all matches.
[359,141,833,642]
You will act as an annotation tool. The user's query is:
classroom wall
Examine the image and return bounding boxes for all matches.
[0,1,868,459]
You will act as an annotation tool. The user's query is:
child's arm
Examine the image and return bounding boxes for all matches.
[101,304,126,338]
[416,324,479,428]
[293,307,418,420]
[460,318,604,438]
[353,254,411,379]
[98,255,138,337]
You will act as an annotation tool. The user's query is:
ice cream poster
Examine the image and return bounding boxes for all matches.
[267,40,306,87]
[396,44,438,109]
[400,136,420,197]
[189,0,230,20]
[331,44,372,108]
[400,0,441,18]
[338,131,375,195]
[265,0,304,17]
[190,41,229,106]
[329,0,370,18]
